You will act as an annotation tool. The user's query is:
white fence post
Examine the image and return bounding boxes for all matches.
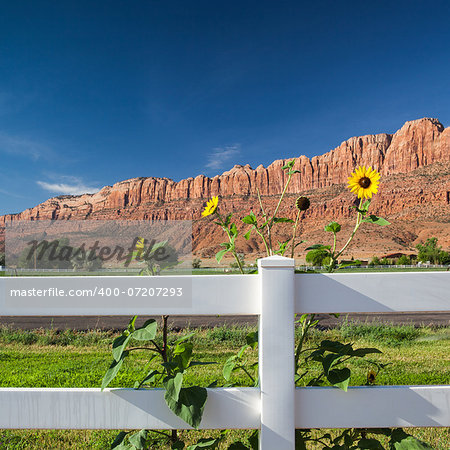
[258,255,295,450]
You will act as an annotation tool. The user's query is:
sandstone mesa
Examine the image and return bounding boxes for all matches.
[1,117,449,260]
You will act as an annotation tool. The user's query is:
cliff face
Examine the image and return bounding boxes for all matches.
[1,118,449,256]
[1,117,448,226]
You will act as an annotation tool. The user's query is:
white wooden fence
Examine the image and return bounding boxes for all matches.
[0,255,449,450]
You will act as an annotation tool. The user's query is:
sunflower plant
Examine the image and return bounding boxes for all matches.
[305,166,390,273]
[103,164,432,449]
[202,159,306,266]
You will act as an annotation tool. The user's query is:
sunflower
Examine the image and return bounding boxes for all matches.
[135,237,145,250]
[202,196,219,217]
[367,369,377,384]
[347,166,380,199]
[295,196,310,211]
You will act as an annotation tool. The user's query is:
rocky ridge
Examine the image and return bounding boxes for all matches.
[1,118,449,258]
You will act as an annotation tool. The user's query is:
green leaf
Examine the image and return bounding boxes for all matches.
[237,344,250,358]
[357,438,384,449]
[128,429,148,449]
[293,240,305,249]
[137,369,160,388]
[111,441,133,450]
[187,437,221,449]
[322,353,342,374]
[132,319,157,341]
[111,431,129,449]
[172,441,186,450]
[319,340,353,355]
[227,443,248,449]
[175,331,196,344]
[305,244,331,250]
[324,221,341,233]
[274,240,290,255]
[327,367,351,391]
[352,199,372,215]
[295,430,309,450]
[243,229,252,240]
[215,248,229,263]
[127,315,138,333]
[272,217,294,223]
[173,341,194,371]
[248,430,259,450]
[288,169,301,175]
[245,331,258,349]
[112,334,131,361]
[230,222,237,236]
[101,351,129,390]
[242,213,257,225]
[351,347,382,357]
[146,240,168,257]
[164,372,184,402]
[390,429,433,449]
[224,213,233,227]
[164,386,207,429]
[281,159,295,170]
[223,355,238,381]
[362,215,390,226]
[338,261,361,269]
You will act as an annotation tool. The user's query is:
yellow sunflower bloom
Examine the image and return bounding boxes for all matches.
[347,166,380,199]
[135,237,145,250]
[202,196,219,217]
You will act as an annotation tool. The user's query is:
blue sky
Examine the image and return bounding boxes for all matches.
[1,0,449,215]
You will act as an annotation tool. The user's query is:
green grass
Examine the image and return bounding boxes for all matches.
[3,266,448,277]
[0,323,449,448]
[296,266,449,273]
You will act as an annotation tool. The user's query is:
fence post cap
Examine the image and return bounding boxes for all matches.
[258,255,295,268]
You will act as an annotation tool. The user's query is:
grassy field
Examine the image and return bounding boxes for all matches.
[1,265,448,277]
[0,321,449,448]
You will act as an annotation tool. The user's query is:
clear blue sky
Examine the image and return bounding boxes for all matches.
[1,0,449,215]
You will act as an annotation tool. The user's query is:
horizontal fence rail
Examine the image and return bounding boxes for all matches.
[1,272,449,316]
[1,386,448,430]
[0,388,260,430]
[295,272,450,313]
[0,256,449,450]
[295,386,450,428]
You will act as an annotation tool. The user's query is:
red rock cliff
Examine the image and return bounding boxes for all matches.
[1,117,448,228]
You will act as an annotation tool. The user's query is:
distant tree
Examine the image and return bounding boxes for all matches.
[192,258,202,269]
[439,251,450,265]
[380,257,390,265]
[369,256,381,266]
[397,255,411,265]
[416,237,442,264]
[305,248,329,266]
[70,247,103,272]
[0,252,5,266]
[18,238,72,269]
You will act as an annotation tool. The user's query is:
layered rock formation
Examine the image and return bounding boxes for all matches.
[1,118,449,258]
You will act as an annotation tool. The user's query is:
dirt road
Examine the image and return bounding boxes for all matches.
[1,312,449,331]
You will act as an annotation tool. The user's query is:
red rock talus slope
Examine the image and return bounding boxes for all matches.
[1,118,449,259]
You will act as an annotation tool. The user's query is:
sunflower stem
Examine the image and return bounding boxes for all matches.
[334,198,364,263]
[290,209,302,259]
[267,169,294,255]
[216,212,245,274]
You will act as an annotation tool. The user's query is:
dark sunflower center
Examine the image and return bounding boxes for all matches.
[359,177,371,188]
